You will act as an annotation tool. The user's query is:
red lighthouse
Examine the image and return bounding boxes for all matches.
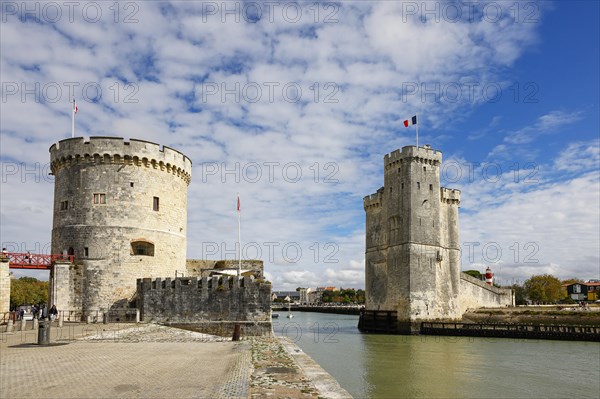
[485,267,493,286]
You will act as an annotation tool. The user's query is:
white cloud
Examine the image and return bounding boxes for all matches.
[3,1,596,291]
[503,110,584,145]
[553,139,600,173]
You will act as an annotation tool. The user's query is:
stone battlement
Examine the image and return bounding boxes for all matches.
[136,276,272,323]
[50,137,192,184]
[138,275,265,292]
[384,146,442,171]
[441,187,461,204]
[363,188,384,210]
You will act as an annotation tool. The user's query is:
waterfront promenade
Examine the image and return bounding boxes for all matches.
[0,322,351,399]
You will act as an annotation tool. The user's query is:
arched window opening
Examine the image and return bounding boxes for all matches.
[131,240,155,256]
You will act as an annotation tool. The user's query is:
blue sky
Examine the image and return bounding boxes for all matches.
[1,1,598,289]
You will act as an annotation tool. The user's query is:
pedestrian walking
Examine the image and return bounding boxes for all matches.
[49,305,58,321]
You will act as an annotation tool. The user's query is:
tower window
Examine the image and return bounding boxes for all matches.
[60,200,68,210]
[84,247,89,257]
[417,182,420,190]
[401,183,404,189]
[429,184,433,191]
[131,240,155,256]
[93,193,106,204]
[423,167,426,172]
[130,182,134,188]
[153,196,160,211]
[390,186,393,193]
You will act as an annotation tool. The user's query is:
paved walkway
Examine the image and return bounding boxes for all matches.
[0,323,251,398]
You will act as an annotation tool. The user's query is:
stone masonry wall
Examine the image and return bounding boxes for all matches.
[364,146,512,325]
[459,273,514,314]
[137,276,272,323]
[50,137,191,315]
[0,260,10,314]
[364,146,462,322]
[48,262,82,316]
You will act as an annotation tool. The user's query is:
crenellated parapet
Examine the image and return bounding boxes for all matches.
[136,275,272,324]
[384,145,442,171]
[50,137,192,185]
[364,188,384,211]
[137,275,267,292]
[441,187,461,205]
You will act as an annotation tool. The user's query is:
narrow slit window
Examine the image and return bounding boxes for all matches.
[60,200,68,210]
[430,184,433,191]
[153,196,159,211]
[84,247,89,257]
[417,182,420,190]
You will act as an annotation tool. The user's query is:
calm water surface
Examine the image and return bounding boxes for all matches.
[273,312,600,399]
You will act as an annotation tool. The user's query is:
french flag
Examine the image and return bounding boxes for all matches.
[73,99,78,114]
[403,115,417,127]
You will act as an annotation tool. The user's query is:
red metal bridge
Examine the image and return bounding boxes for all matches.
[1,252,74,270]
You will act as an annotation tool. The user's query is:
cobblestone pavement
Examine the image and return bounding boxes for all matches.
[0,323,251,399]
[1,323,350,399]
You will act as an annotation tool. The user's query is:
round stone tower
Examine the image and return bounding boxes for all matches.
[50,137,192,315]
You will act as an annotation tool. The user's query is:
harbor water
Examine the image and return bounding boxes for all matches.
[273,312,600,399]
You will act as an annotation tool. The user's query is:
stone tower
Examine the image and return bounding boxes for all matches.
[364,146,461,331]
[49,137,192,315]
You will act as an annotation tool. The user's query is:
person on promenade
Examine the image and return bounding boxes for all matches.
[40,304,48,320]
[49,305,58,321]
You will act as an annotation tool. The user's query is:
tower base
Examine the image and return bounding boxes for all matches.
[358,310,421,335]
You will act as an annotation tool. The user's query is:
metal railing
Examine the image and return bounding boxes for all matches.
[1,252,74,269]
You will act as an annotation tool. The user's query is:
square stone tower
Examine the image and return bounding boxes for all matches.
[364,146,461,331]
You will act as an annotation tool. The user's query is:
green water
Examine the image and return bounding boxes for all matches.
[273,312,600,399]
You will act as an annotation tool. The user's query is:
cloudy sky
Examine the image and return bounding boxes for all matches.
[1,1,598,289]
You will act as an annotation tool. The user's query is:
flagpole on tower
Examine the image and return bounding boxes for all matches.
[71,98,75,138]
[416,113,419,149]
[237,193,241,278]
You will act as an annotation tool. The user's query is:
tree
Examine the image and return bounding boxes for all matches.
[511,284,527,305]
[523,274,563,304]
[356,289,366,304]
[464,270,482,280]
[10,277,48,309]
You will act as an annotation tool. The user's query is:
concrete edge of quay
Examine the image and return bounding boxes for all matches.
[278,336,353,399]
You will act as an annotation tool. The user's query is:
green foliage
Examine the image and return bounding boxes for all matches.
[10,277,48,309]
[321,288,365,304]
[523,274,563,303]
[512,284,527,305]
[464,270,482,279]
